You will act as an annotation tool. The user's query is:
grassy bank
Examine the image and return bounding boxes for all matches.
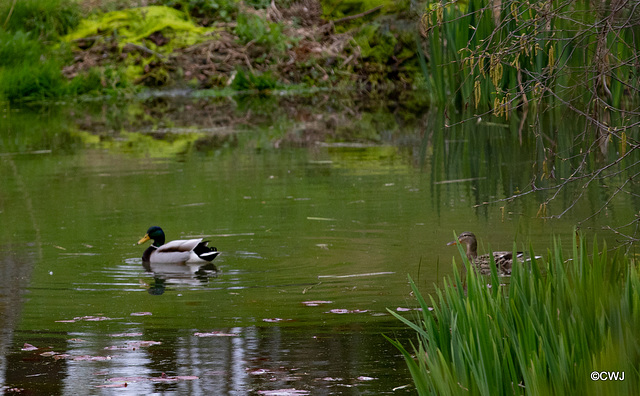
[0,0,78,101]
[388,235,640,395]
[0,0,421,103]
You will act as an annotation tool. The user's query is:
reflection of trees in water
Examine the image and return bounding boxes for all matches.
[136,325,411,393]
[4,336,68,394]
[0,252,59,392]
[1,141,50,390]
[418,109,640,245]
[4,324,411,393]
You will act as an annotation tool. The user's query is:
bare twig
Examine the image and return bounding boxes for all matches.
[2,0,17,29]
[332,5,384,25]
[124,43,165,59]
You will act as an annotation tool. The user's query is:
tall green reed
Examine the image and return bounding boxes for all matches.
[418,0,639,113]
[388,234,640,395]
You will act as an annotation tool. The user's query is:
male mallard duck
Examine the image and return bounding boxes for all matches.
[447,232,523,275]
[137,226,220,264]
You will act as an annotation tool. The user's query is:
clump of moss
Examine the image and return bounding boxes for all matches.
[59,6,222,89]
[64,5,215,52]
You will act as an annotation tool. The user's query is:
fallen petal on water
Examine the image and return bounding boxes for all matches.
[301,300,333,306]
[96,383,128,388]
[21,343,38,351]
[104,341,161,350]
[66,316,116,322]
[130,312,152,316]
[72,355,112,361]
[135,341,162,347]
[106,375,198,384]
[326,309,369,314]
[109,333,144,337]
[52,354,113,361]
[194,332,239,337]
[396,307,425,312]
[107,376,148,383]
[256,390,310,396]
[249,369,271,375]
[262,318,293,323]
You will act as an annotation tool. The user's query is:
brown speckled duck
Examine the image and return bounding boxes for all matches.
[447,232,523,275]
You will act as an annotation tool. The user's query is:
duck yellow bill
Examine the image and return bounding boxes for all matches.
[447,240,459,246]
[137,234,151,245]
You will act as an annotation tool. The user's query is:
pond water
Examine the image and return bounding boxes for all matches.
[1,96,638,394]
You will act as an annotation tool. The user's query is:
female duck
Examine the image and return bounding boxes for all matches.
[137,226,219,264]
[447,231,524,275]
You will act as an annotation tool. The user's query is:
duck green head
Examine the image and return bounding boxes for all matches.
[137,226,165,247]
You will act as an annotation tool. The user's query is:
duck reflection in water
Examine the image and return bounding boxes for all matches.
[144,262,218,295]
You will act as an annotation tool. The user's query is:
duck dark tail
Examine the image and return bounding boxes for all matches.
[194,242,220,262]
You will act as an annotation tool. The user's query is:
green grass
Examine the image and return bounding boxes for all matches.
[0,0,80,40]
[0,30,41,67]
[234,12,289,55]
[230,68,280,92]
[0,0,142,102]
[388,235,640,395]
[0,1,121,102]
[0,29,66,101]
[0,28,121,101]
[0,58,66,101]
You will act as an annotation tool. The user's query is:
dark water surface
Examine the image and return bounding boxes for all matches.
[1,98,638,394]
